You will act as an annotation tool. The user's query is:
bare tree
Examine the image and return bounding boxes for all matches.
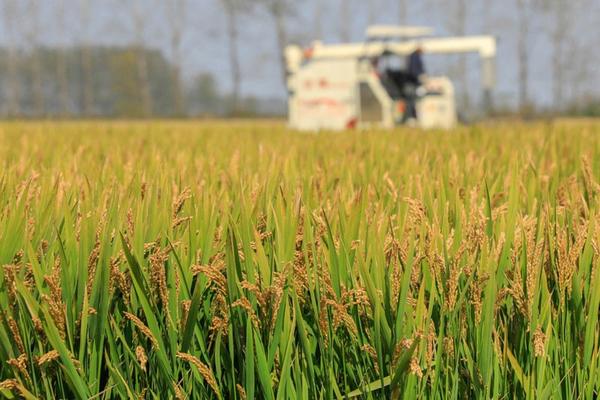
[132,0,153,117]
[549,0,568,111]
[221,0,249,114]
[166,0,186,116]
[26,0,44,116]
[565,0,598,107]
[80,0,94,116]
[56,0,70,116]
[261,0,294,87]
[398,0,407,25]
[368,0,378,25]
[515,0,533,111]
[540,0,578,111]
[444,0,469,109]
[365,1,373,25]
[3,0,21,116]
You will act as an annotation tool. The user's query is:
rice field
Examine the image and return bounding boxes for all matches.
[1,120,600,399]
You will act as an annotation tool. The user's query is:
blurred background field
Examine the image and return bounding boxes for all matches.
[0,0,597,120]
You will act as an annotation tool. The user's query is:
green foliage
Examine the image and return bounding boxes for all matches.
[0,46,178,117]
[1,120,600,399]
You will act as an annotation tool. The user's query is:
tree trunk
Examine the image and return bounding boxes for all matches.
[2,0,21,116]
[273,3,289,88]
[551,0,568,111]
[31,50,45,117]
[81,48,94,116]
[80,0,94,116]
[57,54,70,116]
[28,0,44,116]
[56,0,70,116]
[399,0,407,25]
[516,0,529,112]
[445,0,469,111]
[225,4,241,114]
[5,41,20,117]
[136,48,153,117]
[132,0,153,117]
[456,0,469,110]
[168,0,186,116]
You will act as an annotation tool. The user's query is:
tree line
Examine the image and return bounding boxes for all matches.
[0,46,274,118]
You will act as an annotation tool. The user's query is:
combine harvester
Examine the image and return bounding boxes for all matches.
[285,25,496,130]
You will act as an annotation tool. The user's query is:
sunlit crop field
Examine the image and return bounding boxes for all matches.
[1,120,600,399]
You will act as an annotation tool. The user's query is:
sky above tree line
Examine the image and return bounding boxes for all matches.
[0,0,598,112]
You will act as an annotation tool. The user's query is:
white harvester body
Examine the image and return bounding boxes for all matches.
[285,25,496,131]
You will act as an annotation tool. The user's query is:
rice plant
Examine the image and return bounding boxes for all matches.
[1,120,600,399]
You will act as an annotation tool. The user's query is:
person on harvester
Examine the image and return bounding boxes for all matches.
[403,46,426,123]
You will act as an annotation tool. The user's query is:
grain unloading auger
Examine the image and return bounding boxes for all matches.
[285,25,496,131]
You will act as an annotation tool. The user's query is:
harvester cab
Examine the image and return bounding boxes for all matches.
[285,25,496,131]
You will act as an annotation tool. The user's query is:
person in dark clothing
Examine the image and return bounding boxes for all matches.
[403,46,426,122]
[407,47,425,81]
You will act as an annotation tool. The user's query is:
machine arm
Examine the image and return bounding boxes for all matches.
[287,36,496,90]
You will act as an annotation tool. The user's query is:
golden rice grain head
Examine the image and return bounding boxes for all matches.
[409,356,423,378]
[443,337,455,358]
[0,379,18,390]
[136,346,147,372]
[7,354,29,381]
[173,382,186,400]
[172,187,191,220]
[231,298,260,329]
[127,208,135,235]
[3,264,19,306]
[6,315,25,354]
[533,327,547,357]
[137,388,147,400]
[240,280,267,308]
[236,384,247,400]
[176,352,220,398]
[37,350,60,366]
[124,312,159,350]
[172,216,192,230]
[180,300,192,330]
[149,248,170,319]
[86,239,101,297]
[360,344,380,373]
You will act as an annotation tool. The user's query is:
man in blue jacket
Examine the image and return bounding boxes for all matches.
[407,46,425,81]
[403,46,426,123]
